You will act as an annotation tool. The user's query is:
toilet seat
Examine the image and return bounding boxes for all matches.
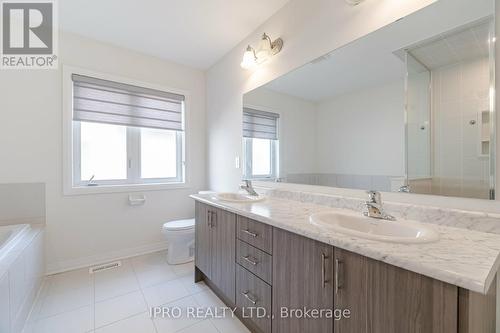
[162,219,195,232]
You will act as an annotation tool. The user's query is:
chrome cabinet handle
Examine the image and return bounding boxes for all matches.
[242,229,258,238]
[242,255,258,266]
[242,291,258,305]
[335,258,343,294]
[207,211,211,228]
[210,211,216,228]
[322,253,329,288]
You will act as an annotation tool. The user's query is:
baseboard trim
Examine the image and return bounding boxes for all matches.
[46,241,168,275]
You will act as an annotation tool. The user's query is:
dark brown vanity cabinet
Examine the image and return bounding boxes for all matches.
[272,228,334,333]
[195,202,236,303]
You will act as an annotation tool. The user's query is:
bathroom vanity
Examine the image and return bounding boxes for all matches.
[191,193,499,333]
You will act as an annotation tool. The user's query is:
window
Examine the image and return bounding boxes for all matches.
[242,108,279,179]
[71,73,185,188]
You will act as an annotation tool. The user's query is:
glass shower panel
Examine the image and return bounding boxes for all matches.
[406,53,432,194]
[405,19,494,199]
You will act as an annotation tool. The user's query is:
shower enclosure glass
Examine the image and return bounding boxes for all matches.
[405,19,496,199]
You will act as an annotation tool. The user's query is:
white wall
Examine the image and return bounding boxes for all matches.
[206,0,437,192]
[432,57,491,199]
[316,80,405,177]
[243,88,317,176]
[0,32,206,273]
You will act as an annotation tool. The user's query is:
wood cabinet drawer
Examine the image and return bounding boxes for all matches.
[237,216,273,254]
[236,265,272,333]
[237,240,272,285]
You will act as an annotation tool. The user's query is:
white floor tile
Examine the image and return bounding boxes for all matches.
[153,296,204,333]
[38,287,93,318]
[171,262,195,277]
[24,306,93,333]
[95,312,155,333]
[95,291,147,328]
[46,268,92,295]
[130,251,168,272]
[177,319,219,333]
[24,251,230,333]
[134,264,178,289]
[191,289,225,309]
[177,275,208,295]
[142,279,190,308]
[210,316,251,333]
[94,265,140,302]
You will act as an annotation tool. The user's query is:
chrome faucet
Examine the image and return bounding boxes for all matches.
[398,185,411,193]
[363,191,395,221]
[240,180,258,196]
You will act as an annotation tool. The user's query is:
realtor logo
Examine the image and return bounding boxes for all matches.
[1,0,58,69]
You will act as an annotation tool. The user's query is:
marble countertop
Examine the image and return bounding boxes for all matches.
[191,193,500,294]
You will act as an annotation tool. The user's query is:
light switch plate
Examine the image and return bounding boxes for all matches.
[235,156,240,169]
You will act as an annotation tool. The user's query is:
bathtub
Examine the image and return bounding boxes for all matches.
[0,224,30,259]
[0,223,44,333]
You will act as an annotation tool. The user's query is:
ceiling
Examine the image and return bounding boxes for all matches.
[261,0,493,103]
[59,0,290,69]
[409,20,490,70]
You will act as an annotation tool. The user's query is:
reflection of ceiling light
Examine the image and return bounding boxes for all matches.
[345,0,366,5]
[241,33,283,70]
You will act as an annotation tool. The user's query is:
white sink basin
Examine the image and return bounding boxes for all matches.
[309,211,439,244]
[213,192,266,203]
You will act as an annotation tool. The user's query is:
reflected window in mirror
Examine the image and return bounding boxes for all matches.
[242,108,279,180]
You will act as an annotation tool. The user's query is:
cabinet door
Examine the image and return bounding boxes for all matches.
[334,248,368,333]
[211,207,236,304]
[195,202,212,278]
[334,248,458,333]
[272,228,334,333]
[366,258,457,333]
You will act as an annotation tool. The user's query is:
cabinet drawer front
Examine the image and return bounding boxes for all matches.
[237,216,273,254]
[237,240,272,285]
[236,265,272,333]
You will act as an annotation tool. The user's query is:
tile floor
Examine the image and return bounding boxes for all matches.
[22,251,250,333]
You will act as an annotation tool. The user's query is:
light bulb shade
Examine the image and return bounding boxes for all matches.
[256,37,272,62]
[241,47,257,69]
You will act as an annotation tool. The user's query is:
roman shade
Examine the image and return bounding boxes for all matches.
[243,108,279,140]
[72,74,185,131]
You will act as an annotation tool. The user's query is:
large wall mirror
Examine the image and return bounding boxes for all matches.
[242,0,496,200]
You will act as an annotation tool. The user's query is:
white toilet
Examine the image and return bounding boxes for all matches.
[162,219,195,265]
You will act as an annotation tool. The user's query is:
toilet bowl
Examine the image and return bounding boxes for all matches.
[162,219,195,265]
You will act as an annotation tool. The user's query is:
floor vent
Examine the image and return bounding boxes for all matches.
[89,261,122,274]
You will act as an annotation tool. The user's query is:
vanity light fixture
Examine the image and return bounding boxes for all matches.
[345,0,366,5]
[241,33,283,69]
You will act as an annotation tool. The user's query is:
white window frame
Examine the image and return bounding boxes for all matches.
[63,66,190,195]
[243,137,279,180]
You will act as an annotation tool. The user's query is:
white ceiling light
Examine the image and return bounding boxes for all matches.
[241,33,283,70]
[241,46,258,70]
[345,0,366,5]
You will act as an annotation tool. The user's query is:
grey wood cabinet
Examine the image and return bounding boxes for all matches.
[195,202,236,303]
[272,228,334,333]
[236,265,272,333]
[334,248,459,333]
[195,202,497,333]
[195,202,212,278]
[210,206,236,303]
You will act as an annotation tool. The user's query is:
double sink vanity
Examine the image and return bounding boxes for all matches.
[191,188,500,333]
